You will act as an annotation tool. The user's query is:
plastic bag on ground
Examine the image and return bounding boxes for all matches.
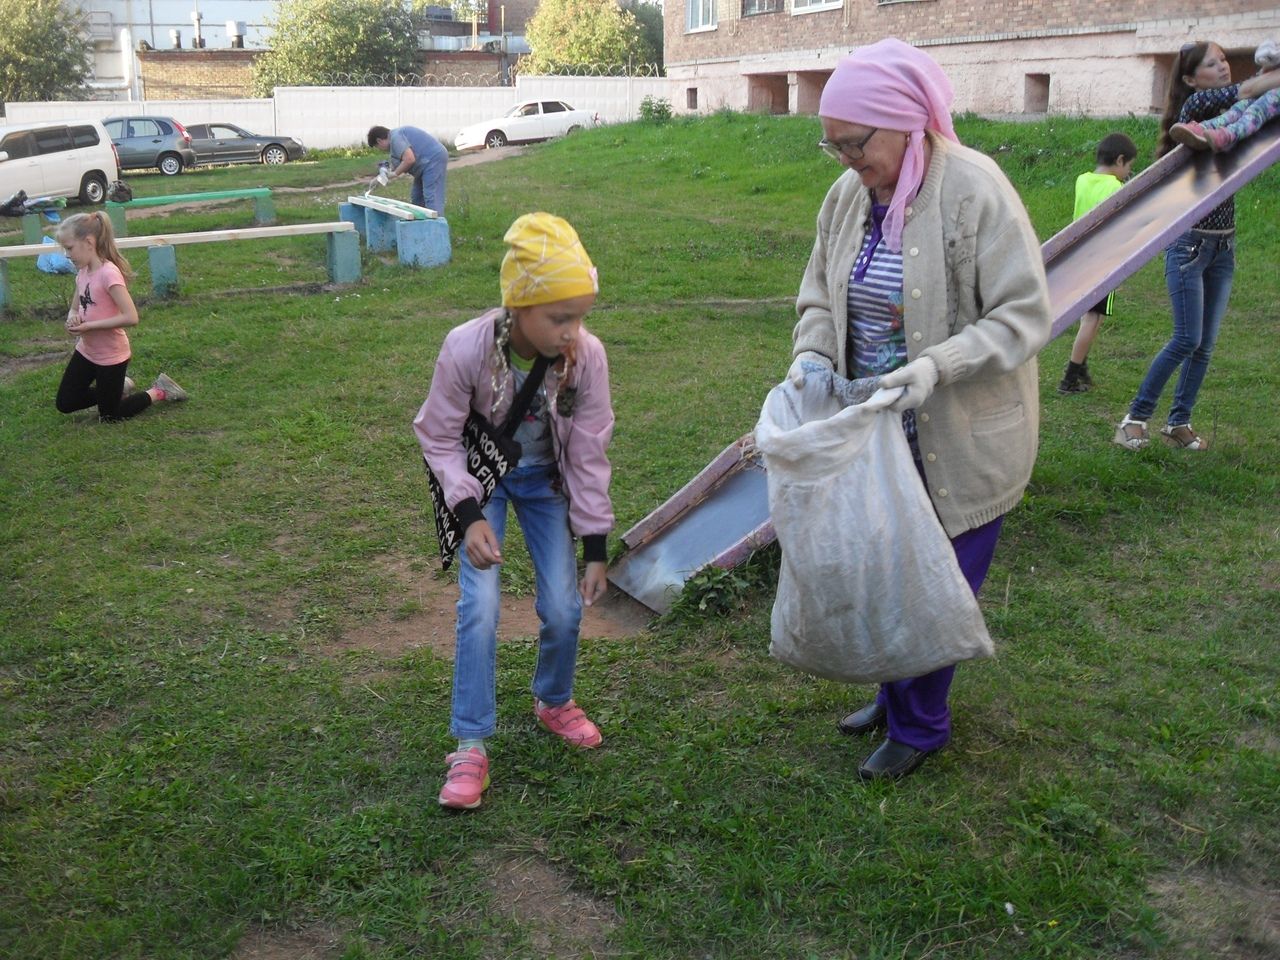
[755,377,994,685]
[36,236,75,275]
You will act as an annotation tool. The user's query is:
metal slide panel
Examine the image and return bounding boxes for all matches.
[608,436,772,614]
[608,130,1280,612]
[1046,128,1280,339]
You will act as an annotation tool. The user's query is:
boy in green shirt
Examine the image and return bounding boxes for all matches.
[1059,132,1138,394]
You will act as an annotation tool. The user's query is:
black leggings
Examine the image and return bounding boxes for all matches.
[55,350,152,422]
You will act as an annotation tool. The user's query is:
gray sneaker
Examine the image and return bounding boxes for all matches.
[151,372,188,402]
[122,376,137,397]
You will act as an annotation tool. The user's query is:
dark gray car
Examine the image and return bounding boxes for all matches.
[186,123,307,166]
[103,115,197,176]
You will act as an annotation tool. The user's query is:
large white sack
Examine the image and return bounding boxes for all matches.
[755,380,994,684]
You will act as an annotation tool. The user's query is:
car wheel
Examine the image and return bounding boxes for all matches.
[566,125,583,135]
[158,153,184,176]
[485,130,508,149]
[78,172,108,205]
[262,145,288,165]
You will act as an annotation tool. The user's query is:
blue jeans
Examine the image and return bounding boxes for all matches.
[451,462,582,739]
[1130,230,1235,426]
[410,159,447,213]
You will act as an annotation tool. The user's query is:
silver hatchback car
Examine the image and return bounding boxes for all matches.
[103,115,198,176]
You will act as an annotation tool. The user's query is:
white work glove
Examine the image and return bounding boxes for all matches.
[879,356,938,412]
[787,351,833,387]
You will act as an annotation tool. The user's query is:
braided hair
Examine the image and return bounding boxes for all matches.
[490,309,579,419]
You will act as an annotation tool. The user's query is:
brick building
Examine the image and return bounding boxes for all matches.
[664,0,1280,117]
[137,49,261,99]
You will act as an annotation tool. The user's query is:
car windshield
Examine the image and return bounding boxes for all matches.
[504,103,539,118]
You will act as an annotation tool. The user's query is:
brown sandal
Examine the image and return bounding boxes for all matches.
[1160,424,1208,450]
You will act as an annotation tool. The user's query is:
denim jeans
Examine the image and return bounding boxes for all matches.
[451,462,582,739]
[1130,230,1235,426]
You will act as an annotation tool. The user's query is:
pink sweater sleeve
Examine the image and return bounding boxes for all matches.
[413,327,487,512]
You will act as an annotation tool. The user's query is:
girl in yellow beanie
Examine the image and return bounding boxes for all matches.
[414,212,616,810]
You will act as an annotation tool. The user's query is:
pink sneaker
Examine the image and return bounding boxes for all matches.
[438,748,489,810]
[534,699,603,749]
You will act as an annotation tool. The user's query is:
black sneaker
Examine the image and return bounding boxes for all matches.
[1079,362,1094,388]
[1057,376,1089,395]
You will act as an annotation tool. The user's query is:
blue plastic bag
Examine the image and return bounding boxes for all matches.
[36,236,76,275]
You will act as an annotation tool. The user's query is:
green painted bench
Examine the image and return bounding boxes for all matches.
[106,187,275,236]
[0,221,360,309]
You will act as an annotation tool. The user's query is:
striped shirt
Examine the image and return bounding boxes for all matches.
[847,226,917,445]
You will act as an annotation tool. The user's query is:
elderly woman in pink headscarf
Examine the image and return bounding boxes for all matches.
[789,38,1052,781]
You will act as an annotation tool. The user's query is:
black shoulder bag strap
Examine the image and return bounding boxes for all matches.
[500,353,552,438]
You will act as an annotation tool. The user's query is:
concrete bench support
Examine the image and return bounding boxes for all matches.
[149,246,180,297]
[365,209,398,253]
[21,214,43,244]
[338,202,366,238]
[326,229,362,284]
[396,218,451,267]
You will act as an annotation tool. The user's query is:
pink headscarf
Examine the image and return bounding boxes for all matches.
[818,38,959,252]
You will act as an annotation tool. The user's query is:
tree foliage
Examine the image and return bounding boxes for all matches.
[621,0,664,71]
[252,0,420,95]
[523,0,655,74]
[0,0,92,107]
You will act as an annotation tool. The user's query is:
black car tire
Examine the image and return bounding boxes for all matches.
[567,125,583,135]
[78,172,108,205]
[485,130,508,149]
[158,153,184,176]
[262,145,288,165]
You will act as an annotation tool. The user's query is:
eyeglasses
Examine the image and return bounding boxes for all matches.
[818,128,879,162]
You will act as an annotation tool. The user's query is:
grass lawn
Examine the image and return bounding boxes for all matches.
[1,113,1276,960]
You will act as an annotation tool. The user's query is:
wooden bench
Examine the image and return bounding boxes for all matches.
[339,195,450,268]
[0,221,360,309]
[106,188,276,237]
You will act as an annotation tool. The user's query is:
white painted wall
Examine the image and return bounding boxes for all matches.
[76,0,276,83]
[4,76,676,148]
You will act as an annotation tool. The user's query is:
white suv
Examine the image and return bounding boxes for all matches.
[0,119,120,205]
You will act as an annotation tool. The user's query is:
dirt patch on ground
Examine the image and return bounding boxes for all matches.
[481,852,619,958]
[0,349,66,380]
[231,923,345,960]
[322,565,652,661]
[1150,869,1280,958]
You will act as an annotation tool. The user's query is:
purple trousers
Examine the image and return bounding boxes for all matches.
[873,513,1005,751]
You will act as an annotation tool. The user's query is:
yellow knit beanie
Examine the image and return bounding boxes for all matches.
[499,212,598,307]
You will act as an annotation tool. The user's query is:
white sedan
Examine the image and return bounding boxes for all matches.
[453,100,600,151]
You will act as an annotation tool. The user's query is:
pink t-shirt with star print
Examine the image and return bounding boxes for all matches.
[73,261,131,365]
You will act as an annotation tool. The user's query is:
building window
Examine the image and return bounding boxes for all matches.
[743,0,782,14]
[687,87,699,110]
[687,0,717,31]
[792,0,842,14]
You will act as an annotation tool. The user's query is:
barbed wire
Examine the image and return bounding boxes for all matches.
[297,70,512,87]
[512,62,664,78]
[287,61,664,87]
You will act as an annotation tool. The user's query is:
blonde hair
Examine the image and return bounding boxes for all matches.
[56,212,133,279]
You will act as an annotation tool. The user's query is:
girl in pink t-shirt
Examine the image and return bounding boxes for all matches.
[55,212,188,422]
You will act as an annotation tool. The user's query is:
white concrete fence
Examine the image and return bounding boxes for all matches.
[3,76,675,150]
